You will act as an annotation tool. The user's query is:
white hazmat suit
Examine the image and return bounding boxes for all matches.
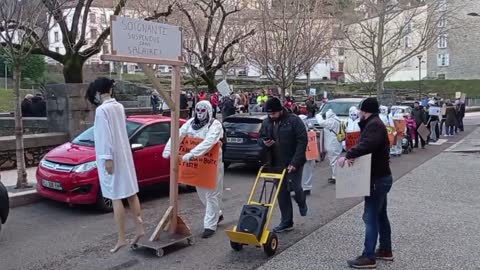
[346,106,361,133]
[315,109,343,180]
[299,115,316,192]
[379,106,394,127]
[163,100,224,231]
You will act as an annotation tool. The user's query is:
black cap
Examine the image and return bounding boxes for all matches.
[265,98,283,112]
[359,97,380,114]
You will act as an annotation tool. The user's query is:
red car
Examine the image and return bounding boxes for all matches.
[36,115,186,212]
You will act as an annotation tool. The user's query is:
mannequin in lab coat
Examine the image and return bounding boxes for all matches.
[315,109,343,184]
[86,77,144,253]
[163,100,224,239]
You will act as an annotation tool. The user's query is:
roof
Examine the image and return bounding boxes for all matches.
[327,98,364,103]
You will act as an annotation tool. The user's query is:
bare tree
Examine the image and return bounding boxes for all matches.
[0,0,55,188]
[0,0,174,83]
[343,0,461,102]
[246,0,334,98]
[176,0,255,93]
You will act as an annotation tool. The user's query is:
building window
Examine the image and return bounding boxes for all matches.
[439,0,447,11]
[90,13,96,23]
[338,48,345,56]
[338,62,344,72]
[103,44,109,54]
[438,16,447,27]
[438,35,447,48]
[101,14,107,24]
[437,53,449,67]
[55,47,60,53]
[54,31,59,42]
[91,28,98,39]
[405,36,412,48]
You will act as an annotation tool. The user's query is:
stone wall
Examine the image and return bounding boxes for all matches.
[0,117,48,136]
[0,132,68,170]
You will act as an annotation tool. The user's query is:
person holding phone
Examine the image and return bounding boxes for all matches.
[259,98,308,233]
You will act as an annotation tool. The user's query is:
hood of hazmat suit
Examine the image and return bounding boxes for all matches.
[346,106,361,133]
[379,105,394,126]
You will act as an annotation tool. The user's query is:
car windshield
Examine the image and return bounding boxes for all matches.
[72,120,142,146]
[223,118,263,133]
[320,102,360,117]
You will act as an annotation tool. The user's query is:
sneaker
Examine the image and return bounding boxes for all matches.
[347,256,377,269]
[273,223,294,233]
[218,214,224,224]
[328,178,336,184]
[304,190,311,196]
[201,229,215,239]
[299,205,308,217]
[375,249,394,261]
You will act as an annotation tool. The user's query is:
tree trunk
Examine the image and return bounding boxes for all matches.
[14,64,28,189]
[63,55,84,83]
[376,76,385,102]
[306,71,311,90]
[205,72,217,93]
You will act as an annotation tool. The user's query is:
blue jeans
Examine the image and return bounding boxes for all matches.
[362,175,393,259]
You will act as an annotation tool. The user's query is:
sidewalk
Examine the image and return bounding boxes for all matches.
[1,167,41,207]
[258,127,480,270]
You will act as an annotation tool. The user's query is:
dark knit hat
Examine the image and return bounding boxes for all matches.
[359,97,380,114]
[265,98,283,112]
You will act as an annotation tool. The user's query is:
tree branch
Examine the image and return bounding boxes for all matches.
[73,0,95,52]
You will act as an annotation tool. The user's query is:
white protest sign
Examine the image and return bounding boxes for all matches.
[455,92,462,99]
[460,93,467,103]
[217,80,231,96]
[336,154,371,199]
[428,106,441,116]
[110,16,181,60]
[309,88,316,96]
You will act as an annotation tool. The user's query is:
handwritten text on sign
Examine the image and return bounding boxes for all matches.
[346,131,361,151]
[306,131,319,160]
[178,137,220,189]
[111,16,181,60]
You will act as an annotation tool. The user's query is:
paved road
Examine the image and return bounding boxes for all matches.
[0,124,476,270]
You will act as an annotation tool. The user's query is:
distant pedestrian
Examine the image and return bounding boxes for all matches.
[31,93,46,117]
[305,95,318,118]
[299,115,315,196]
[412,101,427,149]
[445,100,457,137]
[222,95,235,119]
[150,90,160,114]
[21,94,33,117]
[180,91,189,110]
[315,109,343,184]
[211,92,219,119]
[85,77,145,253]
[259,98,308,233]
[455,99,465,132]
[338,97,393,269]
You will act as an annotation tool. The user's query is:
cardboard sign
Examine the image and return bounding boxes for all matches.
[386,126,395,147]
[345,131,361,151]
[394,119,406,138]
[178,137,220,189]
[217,80,231,97]
[460,93,467,103]
[110,16,181,60]
[306,131,320,160]
[417,123,430,141]
[309,88,316,96]
[336,154,371,199]
[455,92,462,99]
[429,106,441,116]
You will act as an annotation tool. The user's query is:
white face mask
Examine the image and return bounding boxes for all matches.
[350,112,358,121]
[195,105,209,121]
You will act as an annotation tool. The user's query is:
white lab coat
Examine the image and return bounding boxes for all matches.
[299,115,315,191]
[315,110,343,179]
[94,99,139,200]
[163,101,224,231]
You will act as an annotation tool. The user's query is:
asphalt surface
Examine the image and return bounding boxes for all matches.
[0,121,476,270]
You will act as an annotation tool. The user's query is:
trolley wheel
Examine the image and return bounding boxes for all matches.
[187,237,194,246]
[263,232,278,257]
[230,241,243,251]
[130,244,139,251]
[156,249,164,257]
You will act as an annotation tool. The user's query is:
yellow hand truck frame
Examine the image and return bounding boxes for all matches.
[225,166,286,256]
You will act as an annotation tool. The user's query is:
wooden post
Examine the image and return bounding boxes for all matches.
[169,65,181,233]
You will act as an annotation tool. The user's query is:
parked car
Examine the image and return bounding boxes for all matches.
[36,115,186,212]
[222,113,267,169]
[318,98,364,121]
[0,179,9,233]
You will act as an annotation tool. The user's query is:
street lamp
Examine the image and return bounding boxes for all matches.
[417,55,423,100]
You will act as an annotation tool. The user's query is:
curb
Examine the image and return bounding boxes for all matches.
[8,190,43,208]
[466,107,480,113]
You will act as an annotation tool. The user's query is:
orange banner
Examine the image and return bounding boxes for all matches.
[178,137,220,189]
[306,131,319,160]
[346,131,361,151]
[386,126,395,147]
[394,119,406,138]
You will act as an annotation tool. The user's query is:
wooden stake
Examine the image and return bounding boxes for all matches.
[169,65,181,234]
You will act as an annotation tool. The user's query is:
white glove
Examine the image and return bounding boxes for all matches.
[182,153,194,162]
[162,151,170,159]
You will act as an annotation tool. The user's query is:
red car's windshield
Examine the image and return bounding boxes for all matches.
[72,120,142,146]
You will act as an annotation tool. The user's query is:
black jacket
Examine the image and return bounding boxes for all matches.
[31,97,46,117]
[412,107,427,127]
[346,114,391,185]
[21,99,32,117]
[259,109,308,168]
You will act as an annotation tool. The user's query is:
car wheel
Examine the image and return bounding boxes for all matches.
[96,191,113,213]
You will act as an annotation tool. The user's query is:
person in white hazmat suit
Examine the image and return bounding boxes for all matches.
[315,109,343,184]
[162,100,224,239]
[299,115,316,195]
[346,106,361,133]
[379,106,400,156]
